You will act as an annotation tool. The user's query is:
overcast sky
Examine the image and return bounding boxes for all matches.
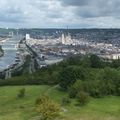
[0,0,120,28]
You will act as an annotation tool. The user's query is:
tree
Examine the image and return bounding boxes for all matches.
[100,67,120,95]
[68,80,83,98]
[90,54,102,68]
[59,66,88,90]
[111,59,120,68]
[36,95,61,120]
[59,67,77,90]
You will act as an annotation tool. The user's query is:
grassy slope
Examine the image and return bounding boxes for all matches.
[0,85,119,120]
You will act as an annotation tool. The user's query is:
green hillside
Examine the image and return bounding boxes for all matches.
[0,85,119,120]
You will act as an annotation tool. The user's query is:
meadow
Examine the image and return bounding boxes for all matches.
[0,85,119,120]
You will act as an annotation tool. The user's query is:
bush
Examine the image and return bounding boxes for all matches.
[76,91,89,106]
[61,97,71,106]
[68,87,77,98]
[35,95,61,120]
[17,88,25,98]
[68,80,86,98]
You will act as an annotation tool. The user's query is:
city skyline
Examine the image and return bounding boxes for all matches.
[0,0,120,28]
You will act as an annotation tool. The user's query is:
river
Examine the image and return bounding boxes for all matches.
[0,35,23,70]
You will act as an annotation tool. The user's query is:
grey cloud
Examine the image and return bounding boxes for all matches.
[60,0,120,18]
[0,0,120,28]
[0,0,28,23]
[46,12,63,18]
[59,0,89,6]
[57,0,120,28]
[0,10,26,23]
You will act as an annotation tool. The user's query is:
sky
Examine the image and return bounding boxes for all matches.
[0,0,120,28]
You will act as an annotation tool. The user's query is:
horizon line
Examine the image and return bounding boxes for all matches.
[1,27,120,30]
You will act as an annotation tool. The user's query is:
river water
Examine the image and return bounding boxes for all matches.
[0,35,22,70]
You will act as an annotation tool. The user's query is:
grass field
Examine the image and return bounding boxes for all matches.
[0,85,119,120]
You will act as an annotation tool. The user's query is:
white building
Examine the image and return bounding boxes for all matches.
[61,33,73,45]
[26,34,30,40]
[61,33,66,44]
[111,54,120,59]
[100,53,120,60]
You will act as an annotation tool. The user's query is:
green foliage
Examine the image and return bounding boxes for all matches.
[35,95,61,120]
[59,66,88,90]
[69,75,120,98]
[59,67,77,90]
[100,67,120,95]
[111,59,120,68]
[22,55,31,74]
[0,54,120,97]
[90,54,103,68]
[58,55,120,97]
[76,91,89,106]
[17,88,25,98]
[61,97,71,106]
[65,55,82,65]
[0,70,59,86]
[68,87,77,98]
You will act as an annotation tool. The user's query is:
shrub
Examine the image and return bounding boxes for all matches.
[36,95,61,120]
[61,97,71,106]
[17,88,25,98]
[76,91,89,106]
[68,87,77,98]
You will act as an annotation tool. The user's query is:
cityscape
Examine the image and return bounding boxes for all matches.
[1,29,120,79]
[0,0,120,120]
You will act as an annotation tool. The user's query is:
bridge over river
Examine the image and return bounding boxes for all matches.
[0,35,23,79]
